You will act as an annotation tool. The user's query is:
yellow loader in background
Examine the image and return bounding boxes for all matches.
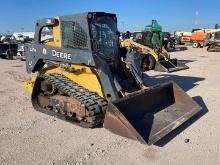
[121,20,189,72]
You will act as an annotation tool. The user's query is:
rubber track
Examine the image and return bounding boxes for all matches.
[207,48,220,52]
[40,73,108,128]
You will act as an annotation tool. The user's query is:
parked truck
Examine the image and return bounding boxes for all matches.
[191,30,207,48]
[175,31,192,45]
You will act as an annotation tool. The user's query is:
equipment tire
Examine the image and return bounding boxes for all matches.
[166,41,172,52]
[192,41,199,48]
[142,54,156,70]
[7,50,16,60]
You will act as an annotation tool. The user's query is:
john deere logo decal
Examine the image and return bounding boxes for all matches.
[52,50,72,60]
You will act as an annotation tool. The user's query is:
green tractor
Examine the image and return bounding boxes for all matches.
[143,20,175,52]
[143,20,164,49]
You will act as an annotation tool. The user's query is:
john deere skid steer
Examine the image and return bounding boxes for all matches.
[121,20,189,72]
[24,12,201,145]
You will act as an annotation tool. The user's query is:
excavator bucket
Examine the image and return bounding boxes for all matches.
[104,82,201,145]
[154,58,189,72]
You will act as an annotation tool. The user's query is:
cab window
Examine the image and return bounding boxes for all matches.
[40,26,54,44]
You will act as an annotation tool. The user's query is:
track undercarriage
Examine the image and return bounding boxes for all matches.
[32,73,107,128]
[207,44,220,52]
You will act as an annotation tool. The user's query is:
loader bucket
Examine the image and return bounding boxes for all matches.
[154,58,189,72]
[104,82,201,145]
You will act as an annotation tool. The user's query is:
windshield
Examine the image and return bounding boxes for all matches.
[205,33,211,40]
[90,16,119,66]
[215,32,220,39]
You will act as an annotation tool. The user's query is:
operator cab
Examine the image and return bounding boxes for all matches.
[133,32,153,48]
[88,13,142,93]
[89,13,120,69]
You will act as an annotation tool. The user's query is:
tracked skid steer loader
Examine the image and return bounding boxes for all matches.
[121,20,189,72]
[24,12,201,145]
[204,31,220,52]
[122,37,188,73]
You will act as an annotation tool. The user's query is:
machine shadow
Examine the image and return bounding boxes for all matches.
[143,74,205,92]
[179,59,195,65]
[154,96,208,147]
[0,56,9,60]
[174,46,188,51]
[141,73,206,146]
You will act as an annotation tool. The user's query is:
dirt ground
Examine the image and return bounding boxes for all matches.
[0,46,220,165]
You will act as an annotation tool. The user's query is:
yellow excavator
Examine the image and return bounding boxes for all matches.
[121,20,189,72]
[24,12,201,145]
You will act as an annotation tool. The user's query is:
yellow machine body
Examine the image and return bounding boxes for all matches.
[121,38,170,61]
[24,65,104,98]
[24,76,37,93]
[46,17,62,48]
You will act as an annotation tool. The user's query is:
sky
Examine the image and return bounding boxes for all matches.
[0,0,219,33]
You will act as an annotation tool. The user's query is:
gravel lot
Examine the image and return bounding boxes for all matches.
[0,46,219,165]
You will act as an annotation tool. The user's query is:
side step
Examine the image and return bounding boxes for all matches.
[154,58,189,72]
